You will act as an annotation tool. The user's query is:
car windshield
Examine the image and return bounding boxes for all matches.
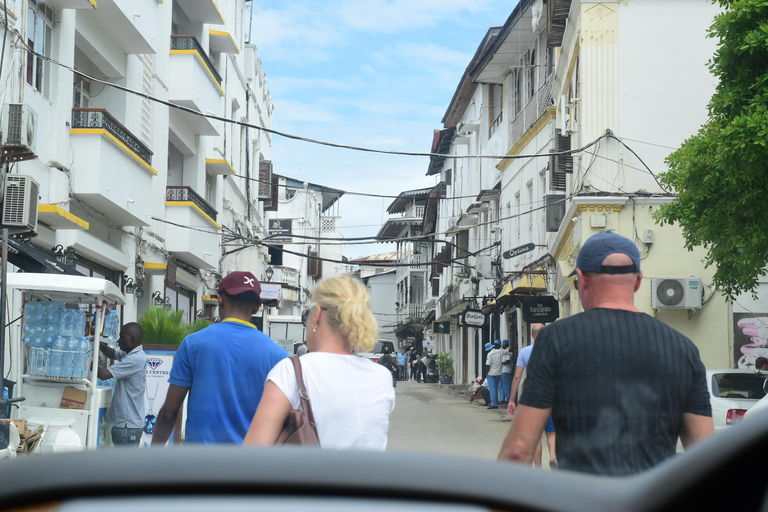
[3,0,768,499]
[712,374,767,400]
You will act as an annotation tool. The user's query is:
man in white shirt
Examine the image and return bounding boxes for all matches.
[485,340,504,410]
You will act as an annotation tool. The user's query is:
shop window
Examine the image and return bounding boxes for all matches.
[27,1,53,98]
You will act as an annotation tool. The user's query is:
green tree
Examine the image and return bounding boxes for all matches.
[657,0,768,300]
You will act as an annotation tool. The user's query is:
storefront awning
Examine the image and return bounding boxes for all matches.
[3,238,83,276]
[490,274,548,310]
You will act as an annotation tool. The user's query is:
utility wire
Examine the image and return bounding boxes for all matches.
[15,37,608,162]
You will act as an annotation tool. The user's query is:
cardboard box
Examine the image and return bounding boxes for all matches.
[0,418,32,438]
[60,386,87,410]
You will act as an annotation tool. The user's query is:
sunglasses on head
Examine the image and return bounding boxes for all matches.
[301,309,310,326]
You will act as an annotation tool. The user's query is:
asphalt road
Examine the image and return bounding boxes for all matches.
[386,380,513,460]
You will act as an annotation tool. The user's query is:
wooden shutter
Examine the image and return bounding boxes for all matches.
[555,129,573,174]
[308,250,321,278]
[258,160,272,199]
[264,174,279,212]
[549,160,566,191]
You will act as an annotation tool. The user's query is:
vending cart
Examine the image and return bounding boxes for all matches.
[7,274,125,451]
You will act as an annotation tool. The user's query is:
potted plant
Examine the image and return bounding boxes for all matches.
[436,352,455,384]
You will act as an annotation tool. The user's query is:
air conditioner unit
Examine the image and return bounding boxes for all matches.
[2,175,39,233]
[1,104,37,153]
[651,277,702,310]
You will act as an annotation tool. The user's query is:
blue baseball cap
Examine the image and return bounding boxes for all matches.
[570,232,641,276]
[502,339,509,347]
[484,342,493,351]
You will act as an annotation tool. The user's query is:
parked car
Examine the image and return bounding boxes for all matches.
[360,340,396,363]
[707,369,767,433]
[742,370,768,420]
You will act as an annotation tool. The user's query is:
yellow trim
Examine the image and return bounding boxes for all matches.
[222,317,256,329]
[577,204,624,213]
[169,50,225,96]
[70,128,158,175]
[88,0,97,7]
[210,0,225,24]
[38,205,90,230]
[205,158,237,175]
[203,295,218,301]
[144,262,167,270]
[496,107,557,172]
[209,30,240,54]
[165,201,222,229]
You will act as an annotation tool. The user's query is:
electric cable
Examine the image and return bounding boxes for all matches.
[605,130,670,192]
[13,36,609,162]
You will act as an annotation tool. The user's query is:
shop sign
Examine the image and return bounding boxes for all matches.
[522,296,559,323]
[459,309,486,327]
[433,321,450,334]
[503,243,535,260]
[269,219,292,241]
[260,284,280,301]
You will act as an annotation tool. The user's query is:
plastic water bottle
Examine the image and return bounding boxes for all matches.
[50,336,68,377]
[75,310,86,337]
[78,337,91,379]
[63,336,80,378]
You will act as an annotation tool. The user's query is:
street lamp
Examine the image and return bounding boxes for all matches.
[63,247,78,267]
[52,245,65,264]
[124,276,136,294]
[152,291,163,307]
[163,297,173,310]
[265,266,274,282]
[134,281,144,298]
[196,309,205,319]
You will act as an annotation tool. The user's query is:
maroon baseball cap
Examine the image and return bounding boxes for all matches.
[218,271,262,299]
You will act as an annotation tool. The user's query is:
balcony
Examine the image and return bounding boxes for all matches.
[267,266,300,289]
[395,251,428,281]
[169,35,224,137]
[70,108,156,226]
[165,186,220,269]
[401,205,425,219]
[320,216,341,235]
[397,303,425,326]
[509,74,555,148]
[77,0,159,55]
[177,0,225,25]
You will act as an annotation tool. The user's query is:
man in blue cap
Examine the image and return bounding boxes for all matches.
[498,231,713,475]
[483,340,504,409]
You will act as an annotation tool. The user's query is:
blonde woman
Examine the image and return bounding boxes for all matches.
[243,276,396,450]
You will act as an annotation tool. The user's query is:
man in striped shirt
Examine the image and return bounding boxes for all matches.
[498,232,714,475]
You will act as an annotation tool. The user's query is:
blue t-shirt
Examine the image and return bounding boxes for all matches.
[516,344,533,368]
[168,319,288,444]
[396,353,406,365]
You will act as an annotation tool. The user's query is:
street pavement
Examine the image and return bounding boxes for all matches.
[387,380,554,468]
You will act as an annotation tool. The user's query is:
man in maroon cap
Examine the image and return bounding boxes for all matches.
[152,271,287,445]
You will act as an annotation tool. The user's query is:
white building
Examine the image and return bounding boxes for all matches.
[263,174,345,352]
[0,0,275,325]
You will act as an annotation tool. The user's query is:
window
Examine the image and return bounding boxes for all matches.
[73,76,91,108]
[529,49,537,99]
[205,173,215,206]
[488,84,502,137]
[27,1,53,97]
[514,71,522,115]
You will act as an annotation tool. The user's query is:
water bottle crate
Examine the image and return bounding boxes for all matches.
[27,347,92,379]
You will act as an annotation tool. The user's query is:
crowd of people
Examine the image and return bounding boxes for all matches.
[99,232,715,478]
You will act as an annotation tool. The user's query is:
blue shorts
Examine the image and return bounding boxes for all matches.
[544,415,555,433]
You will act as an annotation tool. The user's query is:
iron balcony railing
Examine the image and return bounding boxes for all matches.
[72,108,153,166]
[509,74,555,146]
[170,35,223,84]
[166,186,218,222]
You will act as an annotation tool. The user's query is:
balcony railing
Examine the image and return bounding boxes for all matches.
[166,186,218,221]
[321,216,339,233]
[72,108,153,166]
[171,35,223,84]
[397,303,424,326]
[268,265,300,289]
[400,205,425,219]
[510,74,555,146]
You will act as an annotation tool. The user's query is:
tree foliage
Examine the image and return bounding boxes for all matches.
[657,0,768,300]
[138,306,211,345]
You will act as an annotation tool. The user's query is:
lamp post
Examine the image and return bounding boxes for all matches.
[265,266,274,282]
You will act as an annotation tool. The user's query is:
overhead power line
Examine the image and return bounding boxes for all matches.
[16,37,607,162]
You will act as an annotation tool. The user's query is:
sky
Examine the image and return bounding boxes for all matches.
[248,1,515,260]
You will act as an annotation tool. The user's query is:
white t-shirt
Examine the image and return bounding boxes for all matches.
[501,348,513,374]
[485,348,503,376]
[268,353,396,451]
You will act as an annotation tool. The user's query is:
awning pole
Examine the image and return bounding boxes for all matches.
[0,164,8,385]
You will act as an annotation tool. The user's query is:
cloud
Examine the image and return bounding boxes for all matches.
[274,100,342,124]
[268,76,361,94]
[334,0,500,33]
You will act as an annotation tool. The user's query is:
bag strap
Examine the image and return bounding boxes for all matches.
[289,356,319,434]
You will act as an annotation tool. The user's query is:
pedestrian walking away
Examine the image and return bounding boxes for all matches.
[152,271,288,445]
[485,340,503,409]
[97,322,147,447]
[244,275,395,450]
[498,232,714,476]
[409,348,419,381]
[500,339,512,404]
[506,323,555,468]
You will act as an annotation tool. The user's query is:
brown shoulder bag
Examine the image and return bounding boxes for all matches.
[275,356,320,447]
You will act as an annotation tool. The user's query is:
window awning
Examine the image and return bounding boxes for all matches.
[492,274,548,305]
[3,238,83,275]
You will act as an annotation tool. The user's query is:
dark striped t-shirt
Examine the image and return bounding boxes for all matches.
[520,308,711,476]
